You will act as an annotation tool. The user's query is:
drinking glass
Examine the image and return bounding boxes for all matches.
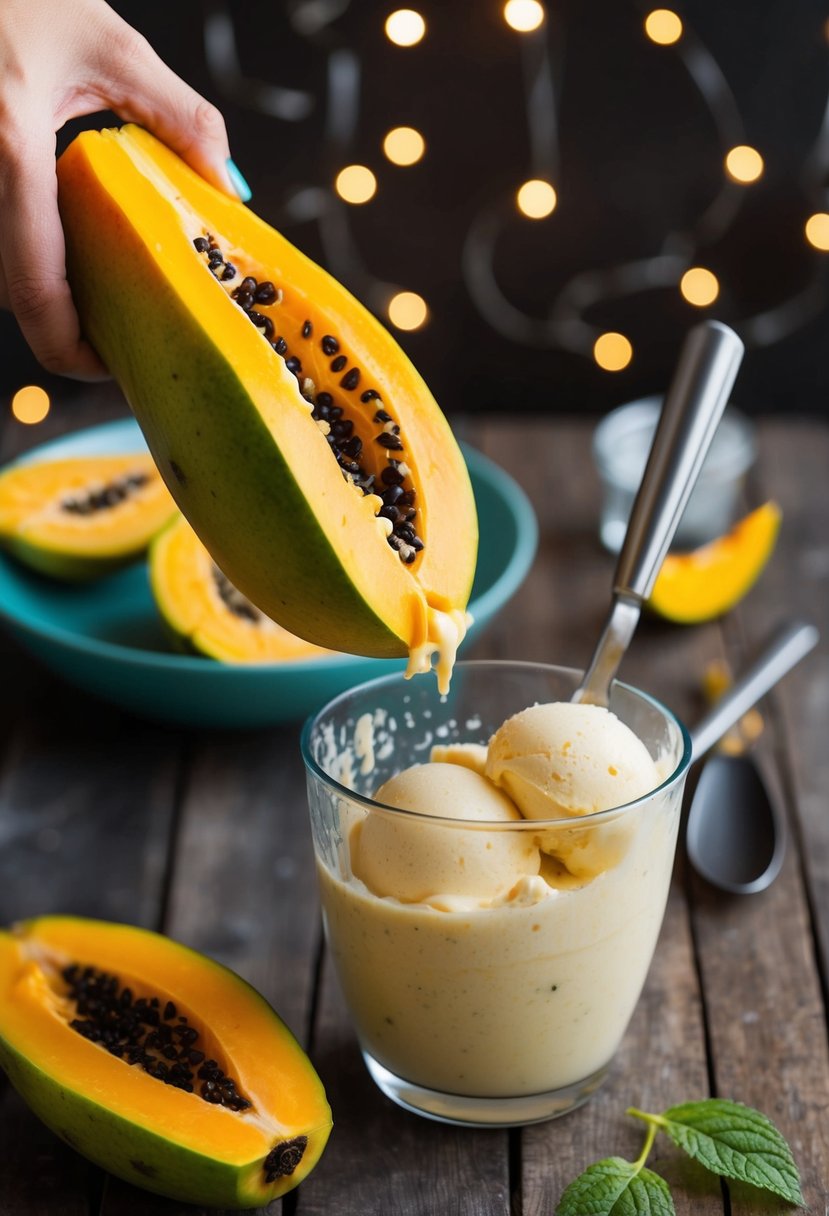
[302,661,691,1127]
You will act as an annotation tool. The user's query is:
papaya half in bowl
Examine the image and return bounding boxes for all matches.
[0,419,537,729]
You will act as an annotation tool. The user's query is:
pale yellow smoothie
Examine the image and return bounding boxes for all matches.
[317,780,680,1098]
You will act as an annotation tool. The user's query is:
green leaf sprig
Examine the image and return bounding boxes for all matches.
[556,1098,804,1216]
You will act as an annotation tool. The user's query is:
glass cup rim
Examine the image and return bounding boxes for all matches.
[300,658,693,830]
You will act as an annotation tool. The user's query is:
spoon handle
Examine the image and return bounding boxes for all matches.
[614,320,745,602]
[575,321,744,705]
[690,619,820,763]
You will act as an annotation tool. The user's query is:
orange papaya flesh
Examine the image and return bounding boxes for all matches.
[56,125,477,664]
[648,501,782,623]
[0,453,177,580]
[150,514,331,662]
[0,916,331,1208]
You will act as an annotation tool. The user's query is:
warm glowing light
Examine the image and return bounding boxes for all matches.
[11,385,50,424]
[725,145,764,184]
[680,266,720,307]
[388,291,428,330]
[335,164,377,204]
[504,0,545,33]
[385,9,426,46]
[805,212,829,251]
[593,332,633,372]
[516,179,557,219]
[644,9,683,44]
[383,126,426,166]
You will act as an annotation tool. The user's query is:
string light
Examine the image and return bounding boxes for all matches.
[725,145,764,184]
[388,291,428,330]
[384,9,426,47]
[680,267,720,306]
[516,179,557,218]
[643,9,683,45]
[205,5,829,369]
[593,333,632,371]
[805,213,829,251]
[504,1,545,33]
[383,126,426,166]
[11,385,50,424]
[335,165,377,204]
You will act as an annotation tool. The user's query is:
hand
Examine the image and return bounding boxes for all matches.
[0,0,243,379]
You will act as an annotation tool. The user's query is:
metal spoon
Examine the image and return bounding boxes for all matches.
[686,619,819,895]
[574,320,745,706]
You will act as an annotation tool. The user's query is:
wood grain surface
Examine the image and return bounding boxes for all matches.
[1,395,826,1214]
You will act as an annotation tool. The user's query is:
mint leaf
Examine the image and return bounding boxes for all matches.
[660,1099,803,1205]
[556,1157,675,1216]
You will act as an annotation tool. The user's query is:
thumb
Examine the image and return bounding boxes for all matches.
[100,24,250,200]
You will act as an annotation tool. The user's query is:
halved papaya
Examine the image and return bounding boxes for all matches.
[0,453,177,580]
[150,514,331,662]
[0,916,331,1208]
[648,501,781,622]
[56,125,477,682]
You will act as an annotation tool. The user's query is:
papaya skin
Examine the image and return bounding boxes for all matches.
[0,917,331,1208]
[56,125,477,660]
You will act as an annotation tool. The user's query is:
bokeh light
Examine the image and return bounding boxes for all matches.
[644,9,683,45]
[385,9,426,46]
[516,179,557,219]
[805,213,829,251]
[504,1,545,33]
[593,332,633,371]
[725,145,764,184]
[335,165,377,204]
[383,126,426,166]
[11,385,50,424]
[388,291,428,330]
[680,266,720,306]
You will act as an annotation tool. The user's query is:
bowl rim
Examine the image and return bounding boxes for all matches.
[0,418,538,675]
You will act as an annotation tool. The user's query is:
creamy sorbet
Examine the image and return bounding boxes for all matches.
[315,700,681,1099]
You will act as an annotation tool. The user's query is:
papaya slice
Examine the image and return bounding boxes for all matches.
[0,916,331,1208]
[56,125,478,683]
[648,501,782,622]
[150,514,331,662]
[0,453,177,580]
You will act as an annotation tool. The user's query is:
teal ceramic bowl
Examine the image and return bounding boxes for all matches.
[0,419,537,728]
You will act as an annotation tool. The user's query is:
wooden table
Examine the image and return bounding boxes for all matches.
[1,393,828,1214]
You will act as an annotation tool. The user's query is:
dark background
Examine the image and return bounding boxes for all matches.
[4,0,829,417]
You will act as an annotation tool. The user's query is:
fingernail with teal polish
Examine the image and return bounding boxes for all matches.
[226,158,252,202]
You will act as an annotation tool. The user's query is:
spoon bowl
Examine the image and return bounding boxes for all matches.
[686,754,785,895]
[684,618,818,895]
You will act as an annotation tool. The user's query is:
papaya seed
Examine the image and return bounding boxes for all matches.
[193,233,425,563]
[61,962,252,1114]
[263,1136,308,1181]
[61,470,151,515]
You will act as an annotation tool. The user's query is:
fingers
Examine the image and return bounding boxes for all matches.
[0,127,108,379]
[97,18,247,199]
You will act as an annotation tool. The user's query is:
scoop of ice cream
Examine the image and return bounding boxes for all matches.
[352,762,540,904]
[486,702,661,879]
[429,742,488,775]
[486,702,659,819]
